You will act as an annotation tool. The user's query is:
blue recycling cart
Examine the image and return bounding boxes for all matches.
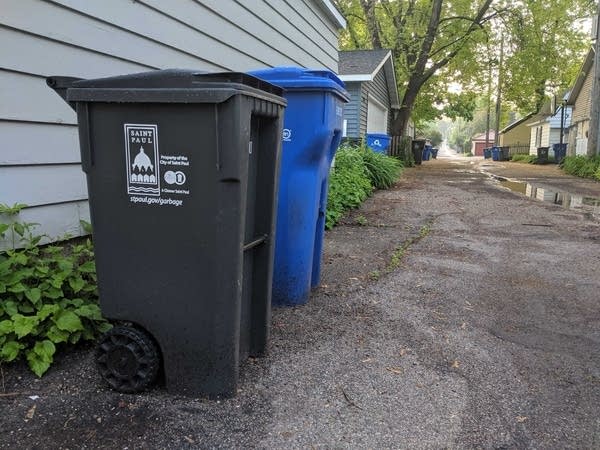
[553,143,567,164]
[492,146,500,161]
[423,144,432,161]
[366,133,391,154]
[248,67,349,306]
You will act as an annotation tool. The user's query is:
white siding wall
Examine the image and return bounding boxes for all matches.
[0,0,342,247]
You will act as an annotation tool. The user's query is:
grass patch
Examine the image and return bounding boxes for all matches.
[386,220,434,273]
[561,155,600,180]
[511,154,536,164]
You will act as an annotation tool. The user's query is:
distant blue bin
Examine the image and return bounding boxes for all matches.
[483,148,492,159]
[553,143,567,164]
[249,67,349,306]
[366,133,391,154]
[423,144,432,161]
[491,146,500,161]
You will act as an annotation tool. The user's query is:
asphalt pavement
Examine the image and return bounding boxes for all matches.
[2,149,600,449]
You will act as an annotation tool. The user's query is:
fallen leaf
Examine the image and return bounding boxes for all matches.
[184,436,195,444]
[460,323,467,329]
[361,358,372,363]
[386,367,403,375]
[516,416,528,423]
[399,349,408,357]
[451,360,460,369]
[25,405,36,420]
[28,395,40,401]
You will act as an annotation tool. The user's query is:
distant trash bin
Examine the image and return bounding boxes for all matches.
[423,144,432,161]
[412,139,425,165]
[431,147,439,159]
[500,146,510,161]
[491,146,500,161]
[248,67,349,306]
[47,70,286,398]
[537,146,549,164]
[483,148,492,159]
[366,133,391,154]
[553,143,567,164]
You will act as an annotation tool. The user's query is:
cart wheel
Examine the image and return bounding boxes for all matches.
[95,325,160,393]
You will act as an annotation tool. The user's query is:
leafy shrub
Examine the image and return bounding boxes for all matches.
[326,144,403,229]
[360,147,403,189]
[561,155,600,179]
[0,204,110,377]
[326,146,373,228]
[511,154,536,164]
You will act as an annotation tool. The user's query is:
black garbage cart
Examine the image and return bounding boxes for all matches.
[48,70,286,398]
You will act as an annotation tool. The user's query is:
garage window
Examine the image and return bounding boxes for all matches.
[367,96,388,133]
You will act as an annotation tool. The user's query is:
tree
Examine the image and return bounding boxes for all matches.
[499,0,593,114]
[417,121,444,144]
[335,0,594,136]
[336,0,497,135]
[448,96,500,151]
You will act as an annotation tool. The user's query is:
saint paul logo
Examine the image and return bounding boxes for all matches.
[124,124,160,196]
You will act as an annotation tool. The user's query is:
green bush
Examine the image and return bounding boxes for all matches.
[326,144,403,229]
[326,146,372,229]
[0,204,110,377]
[561,155,600,179]
[511,154,536,164]
[360,147,403,189]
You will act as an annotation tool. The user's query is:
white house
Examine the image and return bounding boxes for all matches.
[0,0,345,246]
[526,104,572,155]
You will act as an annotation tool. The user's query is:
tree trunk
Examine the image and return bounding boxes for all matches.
[360,0,382,49]
[391,0,443,136]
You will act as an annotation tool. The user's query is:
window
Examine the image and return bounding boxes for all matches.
[367,96,388,133]
[535,126,543,147]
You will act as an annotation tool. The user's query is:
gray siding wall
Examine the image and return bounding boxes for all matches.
[343,82,362,138]
[343,67,391,139]
[0,0,342,247]
[359,86,369,136]
[365,68,392,133]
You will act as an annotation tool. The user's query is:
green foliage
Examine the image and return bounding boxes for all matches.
[511,154,537,164]
[360,147,403,190]
[561,156,600,179]
[355,215,368,226]
[417,123,444,147]
[326,146,373,229]
[326,144,403,229]
[501,0,593,113]
[0,204,110,377]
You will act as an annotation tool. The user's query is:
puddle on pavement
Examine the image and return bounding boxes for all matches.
[498,179,600,216]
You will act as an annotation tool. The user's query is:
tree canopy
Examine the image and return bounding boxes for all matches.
[334,0,594,135]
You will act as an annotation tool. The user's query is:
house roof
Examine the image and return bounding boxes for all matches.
[338,49,391,76]
[566,47,594,105]
[499,113,535,135]
[526,102,572,129]
[471,131,495,142]
[338,49,400,108]
[316,0,346,29]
